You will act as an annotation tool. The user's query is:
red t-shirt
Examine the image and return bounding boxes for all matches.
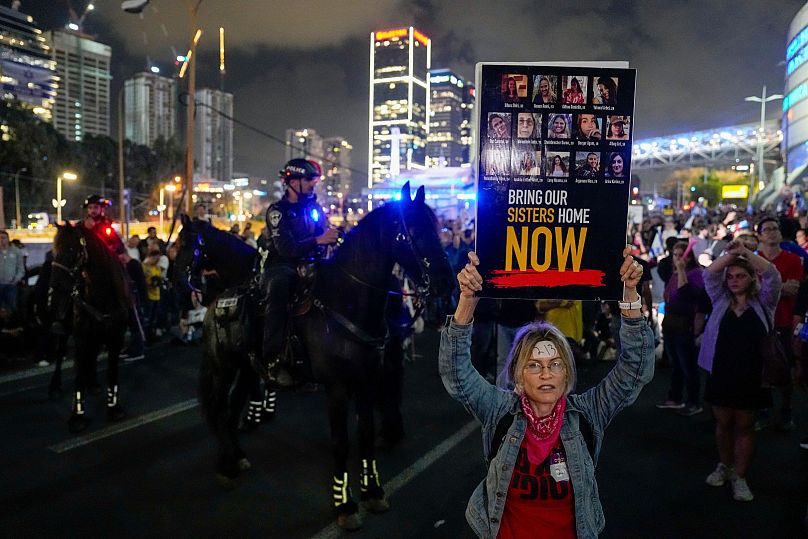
[497,438,576,539]
[760,250,803,328]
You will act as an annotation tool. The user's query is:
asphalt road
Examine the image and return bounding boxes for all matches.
[1,329,806,538]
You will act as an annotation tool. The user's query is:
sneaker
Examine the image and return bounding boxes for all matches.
[120,352,145,362]
[37,360,50,367]
[679,405,703,417]
[731,477,754,502]
[656,400,685,410]
[705,462,734,487]
[799,437,808,450]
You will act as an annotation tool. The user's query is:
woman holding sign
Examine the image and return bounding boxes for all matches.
[439,248,653,538]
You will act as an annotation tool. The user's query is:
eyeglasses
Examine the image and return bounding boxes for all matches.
[524,360,565,375]
[759,226,779,233]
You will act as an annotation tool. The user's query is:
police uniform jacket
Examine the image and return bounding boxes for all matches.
[265,195,327,265]
[88,216,126,256]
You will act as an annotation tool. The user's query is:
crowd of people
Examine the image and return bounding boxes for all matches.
[2,174,808,532]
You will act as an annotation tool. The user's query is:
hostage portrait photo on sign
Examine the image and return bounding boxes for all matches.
[474,62,636,300]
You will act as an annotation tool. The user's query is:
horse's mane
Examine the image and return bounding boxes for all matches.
[197,220,258,260]
[336,202,397,259]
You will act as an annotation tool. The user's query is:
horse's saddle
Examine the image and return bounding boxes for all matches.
[212,263,317,356]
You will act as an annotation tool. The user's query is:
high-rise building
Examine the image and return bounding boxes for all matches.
[49,29,111,141]
[785,3,808,173]
[285,128,323,163]
[124,72,176,147]
[0,4,56,122]
[368,27,431,187]
[427,69,474,168]
[322,136,353,198]
[460,83,475,166]
[195,88,233,182]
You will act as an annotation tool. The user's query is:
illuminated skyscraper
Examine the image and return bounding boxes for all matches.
[49,29,111,141]
[368,27,431,187]
[427,69,474,168]
[195,88,233,182]
[322,136,353,197]
[0,4,56,122]
[124,72,176,147]
[285,128,323,163]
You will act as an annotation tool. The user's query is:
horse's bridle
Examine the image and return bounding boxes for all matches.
[51,236,88,299]
[50,235,113,324]
[338,202,432,300]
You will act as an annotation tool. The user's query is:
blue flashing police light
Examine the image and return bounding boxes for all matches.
[393,193,402,201]
[310,208,320,222]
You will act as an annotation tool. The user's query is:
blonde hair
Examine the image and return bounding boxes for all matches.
[497,321,576,395]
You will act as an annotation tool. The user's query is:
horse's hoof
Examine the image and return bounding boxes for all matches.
[216,474,237,491]
[238,418,260,433]
[336,512,362,531]
[237,458,251,471]
[68,413,89,433]
[106,404,126,422]
[361,497,390,514]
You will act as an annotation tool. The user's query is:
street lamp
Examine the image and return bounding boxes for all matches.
[744,85,783,202]
[164,183,177,222]
[13,167,27,229]
[54,171,78,223]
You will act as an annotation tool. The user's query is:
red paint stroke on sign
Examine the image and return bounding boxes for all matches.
[488,269,606,288]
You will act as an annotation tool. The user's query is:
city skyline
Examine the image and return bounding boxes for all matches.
[11,0,805,187]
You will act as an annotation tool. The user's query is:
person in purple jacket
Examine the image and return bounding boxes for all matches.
[698,239,781,502]
[657,241,708,416]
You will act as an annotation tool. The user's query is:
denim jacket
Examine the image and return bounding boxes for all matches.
[439,315,654,539]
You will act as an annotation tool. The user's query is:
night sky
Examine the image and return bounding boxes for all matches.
[16,0,806,188]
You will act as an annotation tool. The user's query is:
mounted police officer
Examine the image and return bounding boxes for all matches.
[82,194,146,361]
[82,195,126,256]
[256,159,338,384]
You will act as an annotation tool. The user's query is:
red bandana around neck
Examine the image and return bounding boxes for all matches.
[520,394,566,464]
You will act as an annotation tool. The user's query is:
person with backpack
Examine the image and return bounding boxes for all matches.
[439,247,654,538]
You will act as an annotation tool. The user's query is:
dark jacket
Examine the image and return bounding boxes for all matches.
[265,195,327,264]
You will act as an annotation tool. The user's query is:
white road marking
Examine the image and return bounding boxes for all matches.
[0,360,75,385]
[310,419,478,539]
[48,398,199,453]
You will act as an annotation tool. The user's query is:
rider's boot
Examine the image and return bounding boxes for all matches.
[262,388,277,421]
[333,471,360,530]
[360,458,390,513]
[68,391,89,433]
[106,384,126,421]
[239,399,262,432]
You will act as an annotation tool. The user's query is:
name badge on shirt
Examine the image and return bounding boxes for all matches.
[549,451,570,482]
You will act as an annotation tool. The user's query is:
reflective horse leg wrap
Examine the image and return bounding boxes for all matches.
[106,385,118,407]
[360,459,382,499]
[73,391,85,415]
[263,389,277,416]
[245,400,262,424]
[332,472,354,510]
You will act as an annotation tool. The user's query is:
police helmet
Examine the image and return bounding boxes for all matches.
[280,158,322,183]
[83,195,111,208]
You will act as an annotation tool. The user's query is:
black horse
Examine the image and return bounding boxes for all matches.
[49,223,130,433]
[175,183,453,530]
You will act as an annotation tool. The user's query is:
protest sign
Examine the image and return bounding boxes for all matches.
[474,62,636,299]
